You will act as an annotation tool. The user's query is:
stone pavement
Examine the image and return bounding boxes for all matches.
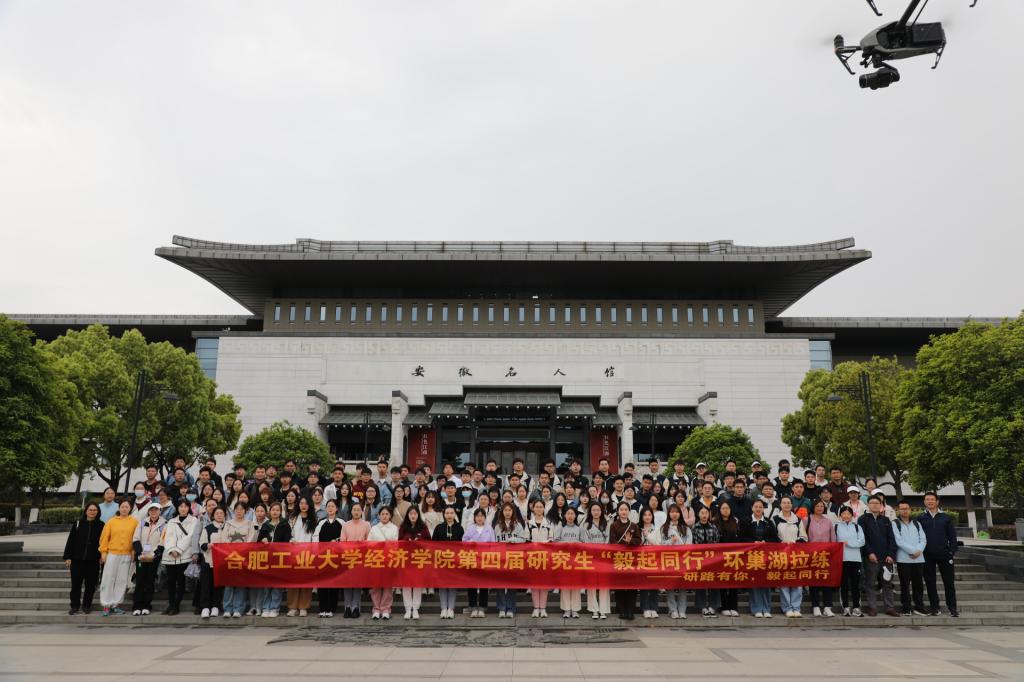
[0,624,1023,681]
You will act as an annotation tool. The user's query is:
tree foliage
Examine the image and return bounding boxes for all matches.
[897,315,1024,509]
[234,420,330,473]
[46,324,241,490]
[0,316,84,496]
[667,423,764,475]
[781,357,908,495]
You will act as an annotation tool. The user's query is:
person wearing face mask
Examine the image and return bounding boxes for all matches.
[131,503,165,616]
[159,499,198,615]
[130,482,152,522]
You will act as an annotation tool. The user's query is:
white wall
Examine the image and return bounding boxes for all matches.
[214,335,811,470]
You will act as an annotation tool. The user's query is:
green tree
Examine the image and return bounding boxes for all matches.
[0,316,84,511]
[781,357,908,498]
[897,315,1024,521]
[234,420,330,473]
[667,423,764,475]
[47,324,241,490]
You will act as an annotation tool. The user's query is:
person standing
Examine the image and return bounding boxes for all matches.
[918,492,959,617]
[555,506,583,619]
[774,496,807,618]
[98,499,139,616]
[256,502,292,617]
[398,506,431,620]
[715,501,744,617]
[893,500,928,616]
[835,505,865,617]
[160,499,199,615]
[313,499,344,618]
[463,507,495,618]
[580,502,610,619]
[858,494,899,617]
[637,507,661,618]
[692,506,721,617]
[492,502,528,618]
[197,506,226,619]
[432,506,464,619]
[97,488,119,523]
[609,502,642,621]
[804,499,837,617]
[63,502,104,615]
[367,506,399,619]
[130,503,165,615]
[339,501,370,618]
[746,500,777,618]
[660,504,692,619]
[526,499,555,617]
[286,497,318,616]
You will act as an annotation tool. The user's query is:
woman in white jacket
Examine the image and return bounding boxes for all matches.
[526,499,554,618]
[286,497,318,617]
[159,499,199,616]
[367,506,399,619]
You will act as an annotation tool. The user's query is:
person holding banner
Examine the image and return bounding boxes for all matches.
[367,506,399,619]
[313,499,344,618]
[715,500,743,617]
[463,507,495,618]
[218,502,255,618]
[692,505,721,617]
[399,506,432,620]
[493,502,528,618]
[527,499,555,617]
[609,501,642,621]
[340,501,370,618]
[286,497,318,616]
[805,499,837,617]
[256,502,292,617]
[660,503,692,619]
[556,506,583,619]
[581,501,610,619]
[432,505,464,619]
[747,499,778,618]
[637,507,661,618]
[775,496,808,617]
[196,506,225,619]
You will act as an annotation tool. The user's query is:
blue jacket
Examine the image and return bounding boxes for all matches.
[835,520,865,562]
[857,512,896,562]
[917,510,958,558]
[892,518,927,564]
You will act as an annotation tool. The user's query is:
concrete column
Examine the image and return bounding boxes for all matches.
[697,391,719,426]
[305,390,329,442]
[390,390,409,469]
[617,391,634,468]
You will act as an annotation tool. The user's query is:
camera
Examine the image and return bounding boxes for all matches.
[859,66,901,89]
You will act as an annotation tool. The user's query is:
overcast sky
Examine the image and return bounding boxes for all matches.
[1,1,1020,319]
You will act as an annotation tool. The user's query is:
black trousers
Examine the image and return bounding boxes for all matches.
[165,563,188,609]
[69,559,100,611]
[467,588,488,608]
[810,586,834,608]
[923,552,957,612]
[196,564,223,610]
[319,587,340,613]
[132,561,158,611]
[840,561,861,609]
[898,562,926,612]
[720,588,739,611]
[615,589,637,617]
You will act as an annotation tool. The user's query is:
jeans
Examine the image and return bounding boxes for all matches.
[261,588,283,612]
[898,562,926,612]
[438,588,457,611]
[666,589,687,615]
[69,559,100,611]
[809,586,833,609]
[862,560,894,609]
[223,585,247,614]
[639,590,659,612]
[496,588,517,614]
[250,588,266,612]
[467,588,488,609]
[695,589,720,611]
[841,561,862,608]
[343,589,362,611]
[780,586,803,613]
[749,588,771,615]
[923,552,957,612]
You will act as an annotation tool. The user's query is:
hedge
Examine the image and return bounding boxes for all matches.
[0,522,13,536]
[37,507,81,525]
[987,526,1020,541]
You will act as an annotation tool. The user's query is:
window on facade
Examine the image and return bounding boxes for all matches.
[579,305,587,324]
[350,304,358,323]
[687,305,694,325]
[518,304,525,323]
[289,304,296,322]
[610,306,618,324]
[426,304,433,323]
[564,305,571,323]
[365,304,372,322]
[472,304,479,323]
[381,303,388,323]
[702,305,709,326]
[488,304,495,323]
[625,306,633,324]
[534,304,541,323]
[640,305,649,324]
[304,304,311,322]
[809,340,833,370]
[457,304,464,323]
[441,304,449,323]
[656,305,663,324]
[671,305,678,324]
[411,304,419,323]
[503,304,510,323]
[748,304,755,325]
[717,305,724,325]
[732,305,739,325]
[319,305,326,322]
[549,305,556,323]
[396,304,403,323]
[335,305,342,322]
[274,304,281,322]
[595,304,602,324]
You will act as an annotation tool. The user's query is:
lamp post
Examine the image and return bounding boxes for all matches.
[363,412,370,464]
[826,370,878,482]
[123,369,180,494]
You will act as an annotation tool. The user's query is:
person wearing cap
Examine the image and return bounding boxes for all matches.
[845,486,867,518]
[865,480,896,520]
[691,463,708,496]
[130,502,166,616]
[858,494,899,617]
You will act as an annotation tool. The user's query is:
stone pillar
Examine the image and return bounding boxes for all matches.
[697,391,719,426]
[617,391,634,467]
[390,390,409,468]
[305,390,329,442]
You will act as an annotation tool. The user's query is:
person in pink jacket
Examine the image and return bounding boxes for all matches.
[340,501,370,618]
[805,499,838,617]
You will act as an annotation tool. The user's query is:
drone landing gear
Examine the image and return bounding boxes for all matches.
[864,0,883,16]
[932,44,945,69]
[834,35,860,75]
[859,63,901,89]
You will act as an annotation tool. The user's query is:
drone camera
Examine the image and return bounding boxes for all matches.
[859,67,901,89]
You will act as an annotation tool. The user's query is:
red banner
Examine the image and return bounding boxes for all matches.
[213,541,842,589]
[589,430,619,475]
[408,427,436,472]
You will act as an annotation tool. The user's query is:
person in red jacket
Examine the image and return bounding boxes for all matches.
[398,506,431,619]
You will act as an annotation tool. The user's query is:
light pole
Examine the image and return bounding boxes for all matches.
[363,412,370,464]
[827,370,878,482]
[123,370,180,494]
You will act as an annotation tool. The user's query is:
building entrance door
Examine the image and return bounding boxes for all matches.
[474,427,550,474]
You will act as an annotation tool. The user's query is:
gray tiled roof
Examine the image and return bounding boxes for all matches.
[464,391,561,407]
[631,409,704,427]
[321,407,391,426]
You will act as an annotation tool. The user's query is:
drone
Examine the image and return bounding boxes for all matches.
[834,0,979,89]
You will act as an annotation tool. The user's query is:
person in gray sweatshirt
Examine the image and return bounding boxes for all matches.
[555,506,583,618]
[580,502,611,619]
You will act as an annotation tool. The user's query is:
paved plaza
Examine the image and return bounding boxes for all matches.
[0,624,1023,681]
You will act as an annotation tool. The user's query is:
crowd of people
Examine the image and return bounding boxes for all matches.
[61,455,961,620]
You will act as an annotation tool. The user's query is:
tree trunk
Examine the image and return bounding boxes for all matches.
[887,468,905,502]
[28,486,43,524]
[982,481,994,529]
[963,480,977,536]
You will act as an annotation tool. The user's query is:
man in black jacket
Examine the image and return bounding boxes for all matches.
[918,492,959,617]
[858,494,899,617]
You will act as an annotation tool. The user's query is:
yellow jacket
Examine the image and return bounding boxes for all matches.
[99,515,138,556]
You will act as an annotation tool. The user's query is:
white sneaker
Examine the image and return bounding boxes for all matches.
[404,610,411,620]
[823,607,835,617]
[670,611,678,619]
[209,608,218,617]
[571,611,580,619]
[813,607,822,617]
[412,609,419,620]
[852,608,863,617]
[269,610,279,618]
[141,609,150,616]
[531,608,539,618]
[599,613,607,619]
[754,612,764,618]
[201,608,210,619]
[232,612,242,618]
[679,611,686,619]
[382,612,391,619]
[132,610,141,616]
[287,609,297,617]
[224,611,232,618]
[843,607,851,616]
[540,609,547,618]
[299,609,306,616]
[793,611,803,618]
